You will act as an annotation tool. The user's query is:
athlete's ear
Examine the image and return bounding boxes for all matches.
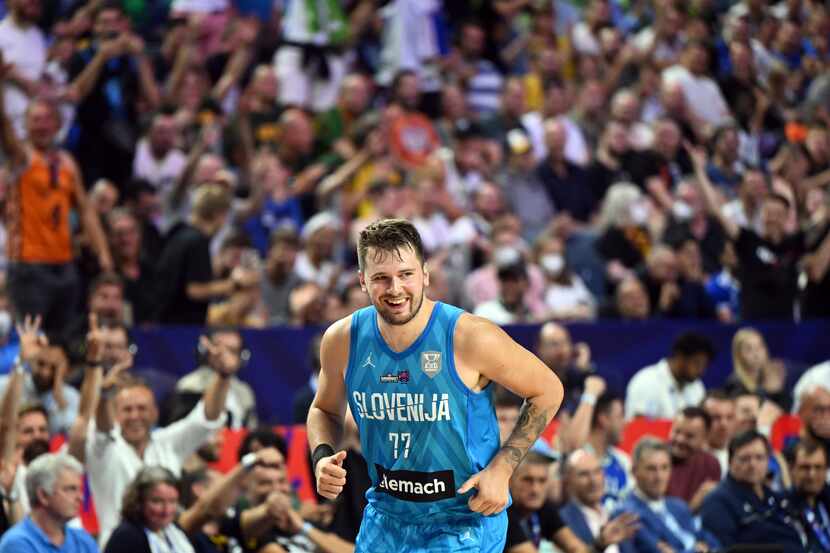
[358,270,367,293]
[422,262,430,288]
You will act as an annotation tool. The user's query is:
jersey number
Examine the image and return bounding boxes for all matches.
[389,432,411,459]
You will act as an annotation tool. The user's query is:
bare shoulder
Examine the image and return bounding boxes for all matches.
[454,313,511,356]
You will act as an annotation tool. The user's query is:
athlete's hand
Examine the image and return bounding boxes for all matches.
[457,464,510,516]
[315,450,347,500]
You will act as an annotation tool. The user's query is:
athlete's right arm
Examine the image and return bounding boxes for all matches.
[307,316,351,500]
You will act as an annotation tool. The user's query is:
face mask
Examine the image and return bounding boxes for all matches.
[630,202,649,225]
[0,311,11,338]
[672,200,693,221]
[541,254,565,275]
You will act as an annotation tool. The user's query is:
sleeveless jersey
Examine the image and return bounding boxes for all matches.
[6,150,76,263]
[345,302,501,523]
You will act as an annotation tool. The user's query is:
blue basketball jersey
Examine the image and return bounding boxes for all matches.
[345,302,501,523]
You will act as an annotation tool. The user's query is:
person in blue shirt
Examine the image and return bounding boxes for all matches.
[786,440,830,552]
[306,218,564,552]
[619,436,720,553]
[0,452,98,553]
[700,430,804,553]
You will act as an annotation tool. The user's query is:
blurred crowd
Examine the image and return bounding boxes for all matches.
[0,0,828,551]
[1,0,830,339]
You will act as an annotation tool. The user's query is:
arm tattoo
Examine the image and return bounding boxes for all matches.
[497,400,553,470]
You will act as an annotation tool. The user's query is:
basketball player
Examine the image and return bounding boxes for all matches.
[307,219,564,551]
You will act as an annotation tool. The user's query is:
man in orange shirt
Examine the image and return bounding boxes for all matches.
[0,60,112,332]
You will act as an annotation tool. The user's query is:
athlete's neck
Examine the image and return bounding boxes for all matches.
[377,299,436,353]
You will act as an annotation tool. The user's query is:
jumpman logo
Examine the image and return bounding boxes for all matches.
[459,531,473,542]
[363,353,375,369]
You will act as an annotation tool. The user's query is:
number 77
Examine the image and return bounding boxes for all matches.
[389,432,411,459]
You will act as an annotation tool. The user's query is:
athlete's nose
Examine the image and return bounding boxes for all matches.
[389,276,402,294]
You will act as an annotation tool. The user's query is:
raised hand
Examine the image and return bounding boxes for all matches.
[200,336,240,378]
[85,313,104,365]
[15,314,46,363]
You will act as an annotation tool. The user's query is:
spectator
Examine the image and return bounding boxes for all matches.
[261,227,303,326]
[720,168,766,234]
[154,184,243,324]
[559,449,638,553]
[67,1,160,187]
[473,257,541,325]
[786,441,830,552]
[122,179,164,261]
[0,286,18,375]
[619,437,721,553]
[705,123,745,193]
[132,109,186,195]
[386,71,441,169]
[0,83,112,333]
[691,142,830,320]
[625,332,714,420]
[662,40,732,127]
[566,391,632,510]
[103,465,193,553]
[668,239,717,319]
[446,20,504,116]
[315,73,371,164]
[174,328,257,429]
[480,78,527,143]
[106,209,155,325]
[0,0,47,141]
[0,453,96,553]
[0,322,79,436]
[726,328,791,410]
[536,118,596,223]
[666,407,722,511]
[242,152,303,258]
[82,332,234,546]
[605,277,651,321]
[595,183,653,285]
[662,179,727,276]
[536,233,596,321]
[700,431,803,552]
[506,451,638,552]
[273,0,351,112]
[295,211,342,291]
[498,128,555,243]
[705,241,740,323]
[702,390,738,476]
[535,322,595,417]
[792,383,830,481]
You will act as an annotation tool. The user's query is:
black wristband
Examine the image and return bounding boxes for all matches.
[312,443,335,476]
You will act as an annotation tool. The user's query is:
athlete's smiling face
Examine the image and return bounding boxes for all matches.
[360,245,429,326]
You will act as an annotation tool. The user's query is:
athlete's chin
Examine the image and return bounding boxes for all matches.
[378,309,417,326]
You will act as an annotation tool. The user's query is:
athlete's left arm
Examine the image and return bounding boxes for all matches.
[456,315,563,515]
[69,155,114,273]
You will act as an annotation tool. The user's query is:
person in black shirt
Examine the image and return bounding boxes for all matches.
[67,1,160,188]
[786,441,830,553]
[153,184,246,324]
[536,119,597,223]
[690,143,830,320]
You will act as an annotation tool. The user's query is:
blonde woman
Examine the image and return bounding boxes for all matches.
[725,328,791,410]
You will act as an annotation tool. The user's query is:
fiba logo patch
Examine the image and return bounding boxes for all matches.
[421,351,441,378]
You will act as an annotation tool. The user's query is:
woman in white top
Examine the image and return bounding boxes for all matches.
[536,232,597,321]
[104,466,195,553]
